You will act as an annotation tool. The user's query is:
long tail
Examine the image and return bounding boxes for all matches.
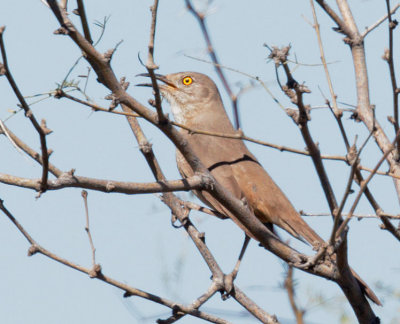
[281,214,382,305]
[351,269,382,306]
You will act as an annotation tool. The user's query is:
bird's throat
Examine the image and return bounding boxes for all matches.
[170,102,197,125]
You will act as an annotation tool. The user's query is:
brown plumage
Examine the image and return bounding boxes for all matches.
[138,71,380,305]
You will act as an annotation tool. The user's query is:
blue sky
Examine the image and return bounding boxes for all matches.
[1,1,399,323]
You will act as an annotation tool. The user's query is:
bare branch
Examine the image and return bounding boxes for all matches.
[158,282,220,324]
[0,199,231,324]
[0,122,62,177]
[270,45,338,213]
[284,266,305,324]
[232,286,279,324]
[185,0,240,129]
[81,190,100,277]
[361,3,400,38]
[0,172,206,195]
[300,211,400,219]
[383,0,400,151]
[0,26,50,193]
[329,132,374,246]
[310,1,342,122]
[336,130,400,239]
[75,0,93,44]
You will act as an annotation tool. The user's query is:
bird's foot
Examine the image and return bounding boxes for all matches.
[221,273,236,300]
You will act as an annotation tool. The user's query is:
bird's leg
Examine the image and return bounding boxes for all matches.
[169,202,190,228]
[222,234,251,299]
[294,243,328,269]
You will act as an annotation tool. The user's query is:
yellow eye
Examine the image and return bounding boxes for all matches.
[182,76,193,86]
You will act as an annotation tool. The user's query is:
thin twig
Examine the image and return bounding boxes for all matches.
[0,120,26,156]
[300,211,400,219]
[384,0,400,151]
[75,0,93,44]
[225,235,251,294]
[377,210,400,240]
[314,0,351,36]
[335,129,400,239]
[185,0,240,129]
[329,132,373,246]
[180,200,227,219]
[58,16,109,89]
[310,1,341,119]
[0,122,61,176]
[361,3,400,38]
[0,26,50,194]
[310,2,350,151]
[81,190,99,276]
[184,54,287,111]
[145,0,166,124]
[283,266,304,324]
[158,282,221,324]
[56,89,139,117]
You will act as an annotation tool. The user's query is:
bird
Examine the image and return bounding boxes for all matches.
[137,71,380,305]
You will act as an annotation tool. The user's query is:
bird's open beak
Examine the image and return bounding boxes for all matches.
[136,73,177,89]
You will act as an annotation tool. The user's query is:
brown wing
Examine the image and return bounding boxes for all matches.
[176,148,245,224]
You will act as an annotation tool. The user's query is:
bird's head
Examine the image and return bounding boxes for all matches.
[137,72,222,124]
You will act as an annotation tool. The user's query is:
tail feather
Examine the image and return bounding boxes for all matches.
[351,269,382,306]
[269,219,382,306]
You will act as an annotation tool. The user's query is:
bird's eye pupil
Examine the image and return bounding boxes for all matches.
[183,77,192,85]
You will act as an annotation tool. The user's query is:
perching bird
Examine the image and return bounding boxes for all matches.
[138,71,380,305]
